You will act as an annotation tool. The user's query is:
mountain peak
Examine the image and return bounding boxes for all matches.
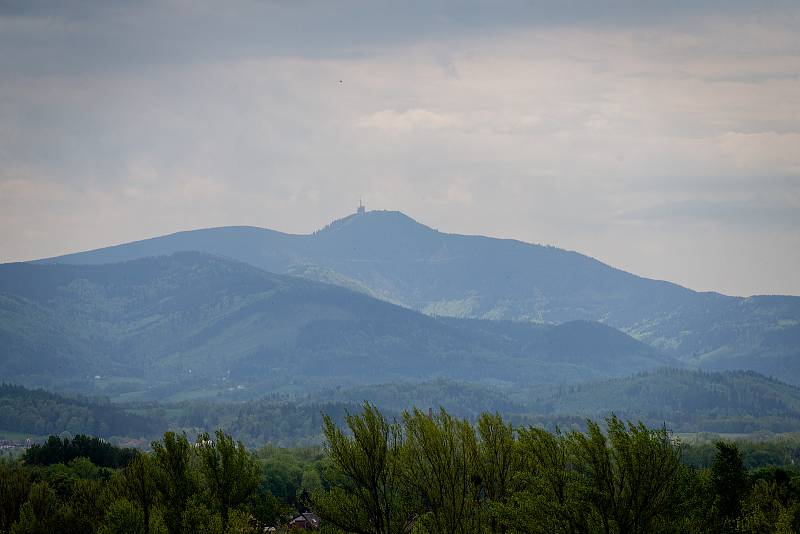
[316,209,436,236]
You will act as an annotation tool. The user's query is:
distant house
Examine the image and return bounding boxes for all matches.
[288,512,320,530]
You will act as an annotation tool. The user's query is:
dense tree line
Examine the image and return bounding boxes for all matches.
[0,384,163,438]
[313,405,800,533]
[173,400,360,448]
[4,406,800,533]
[312,379,526,418]
[23,435,137,469]
[533,369,800,433]
[7,375,800,448]
[1,430,278,534]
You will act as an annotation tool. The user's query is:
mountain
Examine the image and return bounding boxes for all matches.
[0,252,665,401]
[531,368,800,433]
[34,210,800,381]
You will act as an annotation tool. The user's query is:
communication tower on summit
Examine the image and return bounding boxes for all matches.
[357,198,365,215]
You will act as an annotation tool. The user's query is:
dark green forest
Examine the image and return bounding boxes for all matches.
[7,369,800,449]
[3,405,800,533]
[0,384,164,438]
[528,368,800,433]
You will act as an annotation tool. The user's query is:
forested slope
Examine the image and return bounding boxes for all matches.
[0,384,162,438]
[34,210,800,379]
[534,368,800,432]
[0,252,665,400]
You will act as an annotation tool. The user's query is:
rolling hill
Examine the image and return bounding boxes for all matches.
[530,368,800,432]
[0,383,163,438]
[34,210,800,381]
[0,252,666,401]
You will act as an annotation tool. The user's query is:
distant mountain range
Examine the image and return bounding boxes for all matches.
[32,209,800,382]
[0,252,666,401]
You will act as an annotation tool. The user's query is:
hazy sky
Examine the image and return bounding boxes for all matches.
[1,1,799,296]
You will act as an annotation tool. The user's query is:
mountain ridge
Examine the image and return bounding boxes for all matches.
[0,251,668,401]
[20,210,800,379]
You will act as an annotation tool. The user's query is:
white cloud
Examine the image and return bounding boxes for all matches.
[357,108,463,133]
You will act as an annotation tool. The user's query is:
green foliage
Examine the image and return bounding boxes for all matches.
[711,441,748,531]
[402,408,483,533]
[10,482,58,534]
[151,432,197,534]
[254,444,326,505]
[314,403,412,534]
[98,499,145,534]
[22,434,138,468]
[64,478,112,533]
[509,417,684,533]
[318,407,688,534]
[314,379,525,419]
[16,365,800,450]
[180,494,222,534]
[195,429,261,531]
[0,460,31,532]
[475,412,518,533]
[7,410,800,534]
[174,399,359,447]
[683,435,800,470]
[0,383,162,437]
[570,417,682,533]
[511,426,594,533]
[120,454,158,534]
[534,368,800,433]
[2,429,277,534]
[737,479,799,533]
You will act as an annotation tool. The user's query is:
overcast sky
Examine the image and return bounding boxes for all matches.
[1,1,799,296]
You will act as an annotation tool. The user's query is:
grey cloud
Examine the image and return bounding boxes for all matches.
[2,0,799,76]
[1,0,799,296]
[618,195,800,229]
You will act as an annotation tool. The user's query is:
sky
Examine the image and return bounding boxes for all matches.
[1,1,799,297]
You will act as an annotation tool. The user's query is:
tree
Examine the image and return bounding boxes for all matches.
[710,440,748,531]
[402,408,482,534]
[511,416,682,534]
[10,482,58,534]
[121,454,158,534]
[0,461,31,532]
[151,432,197,534]
[99,499,145,534]
[181,494,222,534]
[64,478,110,533]
[195,430,261,532]
[572,416,682,533]
[314,402,413,534]
[511,427,593,534]
[475,413,518,533]
[737,479,799,534]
